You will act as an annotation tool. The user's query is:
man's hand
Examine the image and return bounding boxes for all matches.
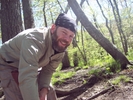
[39,88,48,100]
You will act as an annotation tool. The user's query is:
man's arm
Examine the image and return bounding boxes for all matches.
[38,53,64,90]
[19,37,44,100]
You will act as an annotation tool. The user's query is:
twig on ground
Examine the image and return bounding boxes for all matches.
[87,86,115,100]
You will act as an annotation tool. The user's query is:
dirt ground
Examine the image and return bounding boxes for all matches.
[55,67,133,100]
[0,67,133,100]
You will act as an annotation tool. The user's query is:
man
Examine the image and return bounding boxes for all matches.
[0,13,76,100]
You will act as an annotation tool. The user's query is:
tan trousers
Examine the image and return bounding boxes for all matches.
[0,64,57,100]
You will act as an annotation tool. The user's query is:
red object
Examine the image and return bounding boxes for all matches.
[11,70,19,85]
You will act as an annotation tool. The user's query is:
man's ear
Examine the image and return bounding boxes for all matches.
[50,24,56,34]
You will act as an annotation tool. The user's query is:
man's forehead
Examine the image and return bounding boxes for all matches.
[58,26,75,36]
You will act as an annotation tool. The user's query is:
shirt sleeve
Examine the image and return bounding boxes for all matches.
[18,36,44,100]
[38,53,64,90]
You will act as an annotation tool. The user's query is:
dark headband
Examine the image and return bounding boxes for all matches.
[55,13,77,33]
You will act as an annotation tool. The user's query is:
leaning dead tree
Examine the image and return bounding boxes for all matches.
[67,0,132,70]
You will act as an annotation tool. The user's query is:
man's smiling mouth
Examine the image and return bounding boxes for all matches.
[59,40,67,47]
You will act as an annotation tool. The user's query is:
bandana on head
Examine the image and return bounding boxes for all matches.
[55,13,77,33]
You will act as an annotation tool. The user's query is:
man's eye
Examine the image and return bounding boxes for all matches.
[62,32,67,35]
[70,35,74,39]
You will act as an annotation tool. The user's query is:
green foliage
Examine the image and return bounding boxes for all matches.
[32,0,67,27]
[32,0,133,72]
[88,68,102,76]
[105,59,121,73]
[67,46,78,67]
[110,75,131,85]
[68,31,120,69]
[52,70,75,85]
[127,47,133,61]
[87,59,120,78]
[31,0,133,85]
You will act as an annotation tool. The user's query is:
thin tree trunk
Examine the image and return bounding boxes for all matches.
[96,0,115,44]
[113,0,128,54]
[61,51,71,70]
[50,10,54,24]
[109,0,128,55]
[43,1,47,27]
[86,0,104,34]
[67,0,132,70]
[81,26,87,65]
[22,0,35,29]
[57,0,64,12]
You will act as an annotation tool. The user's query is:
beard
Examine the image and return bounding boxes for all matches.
[51,29,69,53]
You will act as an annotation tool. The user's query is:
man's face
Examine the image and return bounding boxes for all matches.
[51,25,75,53]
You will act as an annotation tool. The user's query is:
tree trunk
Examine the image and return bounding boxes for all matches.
[81,26,87,65]
[22,0,35,29]
[61,51,71,70]
[96,0,115,44]
[109,0,128,55]
[1,0,23,42]
[57,0,64,12]
[113,0,128,55]
[43,1,48,27]
[67,0,132,70]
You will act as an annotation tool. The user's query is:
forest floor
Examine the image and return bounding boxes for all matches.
[0,66,133,100]
[55,65,133,100]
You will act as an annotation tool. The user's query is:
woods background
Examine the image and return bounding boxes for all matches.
[0,0,133,72]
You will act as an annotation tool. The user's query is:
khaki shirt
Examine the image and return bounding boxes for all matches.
[0,27,65,100]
